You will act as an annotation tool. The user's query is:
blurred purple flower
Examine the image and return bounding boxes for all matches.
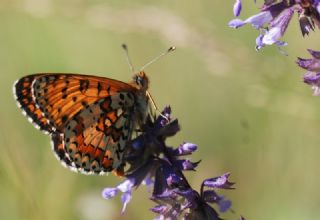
[229,0,320,50]
[234,0,243,17]
[297,49,320,72]
[297,49,320,95]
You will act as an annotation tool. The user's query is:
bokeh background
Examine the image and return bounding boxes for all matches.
[1,1,320,220]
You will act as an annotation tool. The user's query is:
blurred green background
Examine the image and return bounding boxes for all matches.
[1,0,320,219]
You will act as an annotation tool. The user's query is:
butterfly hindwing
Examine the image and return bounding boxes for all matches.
[60,94,136,174]
[14,74,53,133]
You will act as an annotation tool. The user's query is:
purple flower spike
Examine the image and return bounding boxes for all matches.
[100,107,236,219]
[203,173,235,189]
[233,0,242,17]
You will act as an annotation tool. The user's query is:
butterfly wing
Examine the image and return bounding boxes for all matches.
[14,74,53,132]
[52,95,136,175]
[14,73,143,175]
[14,74,137,132]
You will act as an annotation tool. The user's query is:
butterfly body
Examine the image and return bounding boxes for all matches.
[14,72,150,175]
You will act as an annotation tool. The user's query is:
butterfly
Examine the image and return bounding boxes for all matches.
[14,72,152,176]
[13,46,175,176]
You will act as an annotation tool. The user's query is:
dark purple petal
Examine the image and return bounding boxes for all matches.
[297,57,314,70]
[157,119,180,138]
[174,159,201,171]
[156,105,171,127]
[296,51,320,72]
[167,172,183,186]
[299,14,315,36]
[203,173,235,189]
[303,72,320,85]
[174,142,197,156]
[153,165,170,196]
[308,49,320,59]
[233,0,242,17]
[152,189,177,200]
[151,204,169,214]
[303,72,320,96]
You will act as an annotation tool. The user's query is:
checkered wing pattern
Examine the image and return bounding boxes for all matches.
[14,73,143,175]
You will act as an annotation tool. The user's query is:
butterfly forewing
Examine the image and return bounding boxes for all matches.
[14,73,147,175]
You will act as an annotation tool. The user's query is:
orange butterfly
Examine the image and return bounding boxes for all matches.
[13,45,175,176]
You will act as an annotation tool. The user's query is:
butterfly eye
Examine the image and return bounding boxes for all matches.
[134,75,144,87]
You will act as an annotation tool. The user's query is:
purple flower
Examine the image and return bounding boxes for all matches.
[262,8,294,45]
[297,49,320,95]
[229,0,320,50]
[173,142,197,156]
[202,173,235,190]
[102,178,135,214]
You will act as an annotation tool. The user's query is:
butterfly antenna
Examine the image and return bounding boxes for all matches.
[140,46,176,71]
[122,44,135,73]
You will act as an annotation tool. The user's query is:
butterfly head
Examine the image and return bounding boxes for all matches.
[132,71,149,91]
